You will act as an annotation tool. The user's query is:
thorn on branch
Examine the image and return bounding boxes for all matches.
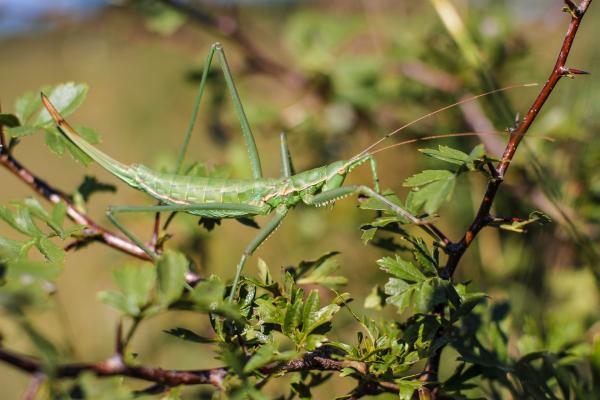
[559,66,591,77]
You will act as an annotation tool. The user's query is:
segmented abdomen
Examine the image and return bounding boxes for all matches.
[132,165,279,212]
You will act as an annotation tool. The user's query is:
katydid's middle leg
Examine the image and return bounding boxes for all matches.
[228,205,289,303]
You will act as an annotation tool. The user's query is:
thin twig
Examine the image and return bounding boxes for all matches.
[0,346,397,397]
[419,1,593,396]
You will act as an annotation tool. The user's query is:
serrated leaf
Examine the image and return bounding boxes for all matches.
[51,202,67,230]
[377,256,425,283]
[14,91,41,123]
[0,205,43,237]
[385,279,414,314]
[36,237,64,263]
[283,298,303,336]
[98,290,139,316]
[403,169,454,187]
[6,125,38,138]
[297,255,347,288]
[111,265,156,315]
[243,343,276,373]
[304,304,339,336]
[420,145,469,165]
[302,289,320,330]
[397,379,422,400]
[75,125,101,144]
[44,127,65,155]
[0,113,20,128]
[414,278,448,314]
[37,83,88,125]
[189,275,225,309]
[409,175,456,214]
[156,250,188,306]
[164,327,216,343]
[0,235,26,263]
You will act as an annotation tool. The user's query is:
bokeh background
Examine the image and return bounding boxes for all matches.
[0,0,599,398]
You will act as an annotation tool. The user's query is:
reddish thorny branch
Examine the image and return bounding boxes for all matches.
[418,0,593,397]
[0,1,593,398]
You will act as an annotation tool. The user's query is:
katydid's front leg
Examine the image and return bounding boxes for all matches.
[106,203,267,260]
[175,43,262,178]
[228,205,289,303]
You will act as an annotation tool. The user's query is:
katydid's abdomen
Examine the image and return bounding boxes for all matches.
[131,165,280,217]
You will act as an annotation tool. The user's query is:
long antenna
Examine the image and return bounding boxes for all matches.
[367,131,554,157]
[352,83,538,160]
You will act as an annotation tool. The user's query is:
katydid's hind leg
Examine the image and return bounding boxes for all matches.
[279,131,295,178]
[175,44,219,174]
[214,44,263,179]
[106,202,268,261]
[228,205,289,303]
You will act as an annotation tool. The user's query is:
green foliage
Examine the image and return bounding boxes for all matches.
[1,1,598,395]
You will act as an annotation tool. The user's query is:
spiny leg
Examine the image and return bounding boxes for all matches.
[107,203,266,260]
[228,205,289,303]
[278,131,295,178]
[305,185,423,225]
[174,43,263,178]
[306,186,450,243]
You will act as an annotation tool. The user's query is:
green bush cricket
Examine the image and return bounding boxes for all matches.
[41,43,530,302]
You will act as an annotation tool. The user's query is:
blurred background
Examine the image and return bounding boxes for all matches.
[0,0,598,398]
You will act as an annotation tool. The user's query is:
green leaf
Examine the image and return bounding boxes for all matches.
[6,125,38,138]
[189,275,225,309]
[37,83,88,125]
[304,304,340,336]
[403,169,454,187]
[385,278,414,314]
[6,260,62,282]
[100,265,156,316]
[302,289,320,330]
[243,343,276,373]
[14,91,41,123]
[364,285,385,310]
[420,145,470,165]
[44,127,65,155]
[156,250,188,306]
[36,237,65,263]
[377,256,425,283]
[0,113,20,128]
[397,379,422,400]
[164,327,216,343]
[0,205,43,237]
[297,255,347,288]
[98,290,139,316]
[408,175,456,214]
[283,298,303,336]
[0,235,28,263]
[76,125,101,144]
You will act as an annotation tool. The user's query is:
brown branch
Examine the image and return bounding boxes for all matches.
[0,346,397,397]
[418,1,593,397]
[0,147,152,261]
[442,0,592,279]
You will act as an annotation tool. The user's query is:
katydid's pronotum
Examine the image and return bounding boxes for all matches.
[40,43,531,302]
